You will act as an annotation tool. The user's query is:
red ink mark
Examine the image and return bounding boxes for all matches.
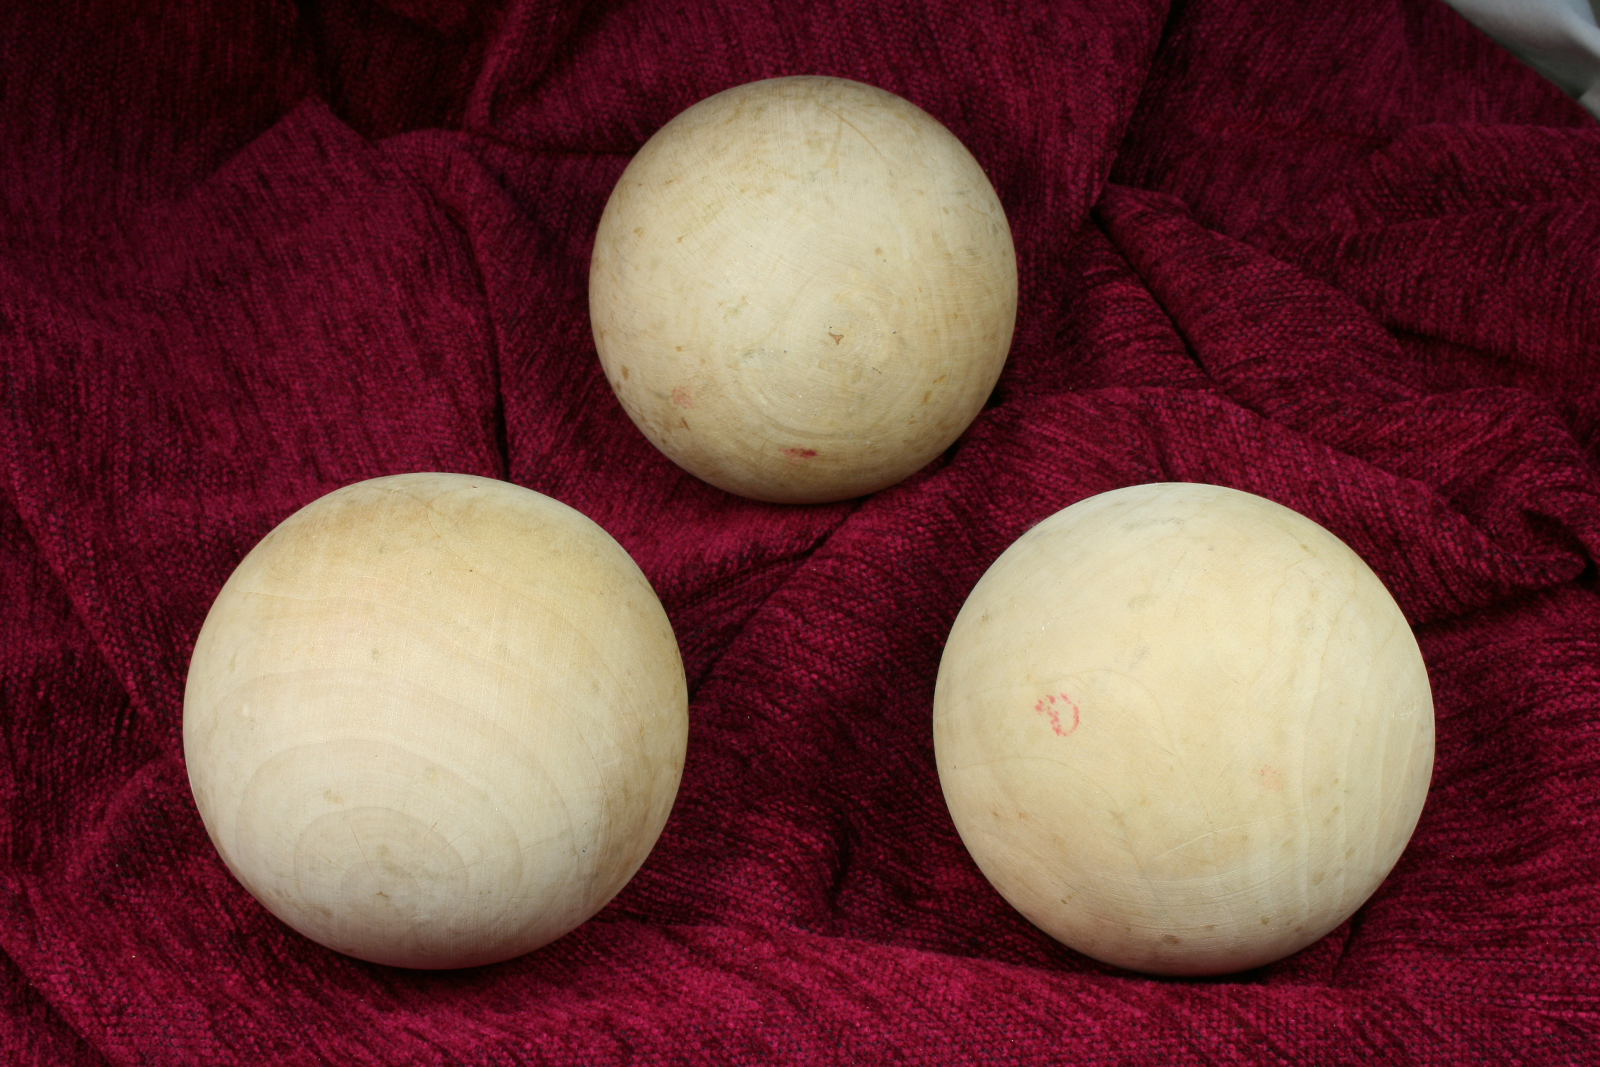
[1033,693,1081,736]
[780,447,818,461]
[1260,765,1283,792]
[671,386,694,409]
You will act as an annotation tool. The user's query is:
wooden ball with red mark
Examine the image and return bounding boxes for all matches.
[933,483,1435,975]
[589,76,1017,504]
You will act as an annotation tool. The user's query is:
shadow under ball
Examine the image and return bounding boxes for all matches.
[933,483,1435,976]
[183,473,688,969]
[590,76,1018,504]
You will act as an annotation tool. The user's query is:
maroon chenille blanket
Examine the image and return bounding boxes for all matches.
[4,0,1599,1062]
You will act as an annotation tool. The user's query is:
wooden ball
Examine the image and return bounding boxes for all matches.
[183,474,688,969]
[589,76,1017,503]
[933,483,1434,975]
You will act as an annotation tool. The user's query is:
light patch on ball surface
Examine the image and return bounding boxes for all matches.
[590,76,1017,503]
[933,483,1434,975]
[183,473,688,969]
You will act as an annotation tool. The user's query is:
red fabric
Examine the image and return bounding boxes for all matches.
[3,0,1599,1061]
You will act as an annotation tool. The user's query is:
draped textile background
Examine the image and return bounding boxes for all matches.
[3,0,1598,1062]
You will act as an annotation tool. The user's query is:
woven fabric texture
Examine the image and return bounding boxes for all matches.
[3,0,1599,1063]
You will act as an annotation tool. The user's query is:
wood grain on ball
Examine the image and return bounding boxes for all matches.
[183,474,688,969]
[590,76,1017,503]
[933,483,1434,976]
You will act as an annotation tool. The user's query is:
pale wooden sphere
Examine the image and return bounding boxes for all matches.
[589,76,1018,503]
[183,474,688,969]
[934,483,1434,975]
